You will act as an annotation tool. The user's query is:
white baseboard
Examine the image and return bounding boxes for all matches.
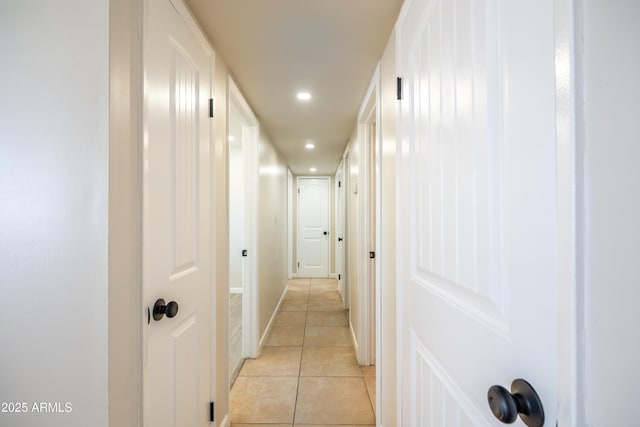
[258,286,288,352]
[219,414,230,427]
[330,273,337,279]
[292,273,298,278]
[229,287,243,294]
[349,319,361,363]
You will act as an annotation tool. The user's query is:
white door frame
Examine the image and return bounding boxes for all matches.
[227,76,259,359]
[296,176,331,278]
[357,64,382,369]
[288,169,294,279]
[554,0,579,424]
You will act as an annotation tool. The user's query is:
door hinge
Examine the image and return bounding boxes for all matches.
[298,188,300,194]
[338,181,341,188]
[242,249,248,257]
[209,401,214,422]
[338,274,341,280]
[369,251,376,259]
[209,98,215,118]
[297,262,300,268]
[396,77,402,100]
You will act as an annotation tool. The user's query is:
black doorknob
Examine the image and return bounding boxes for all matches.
[153,298,179,321]
[323,231,328,235]
[338,237,343,242]
[487,379,544,427]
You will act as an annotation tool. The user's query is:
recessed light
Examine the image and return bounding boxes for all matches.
[305,143,315,149]
[297,92,312,101]
[309,167,317,172]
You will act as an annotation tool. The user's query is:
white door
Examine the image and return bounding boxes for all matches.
[397,0,558,425]
[297,177,330,278]
[143,0,214,426]
[335,163,346,299]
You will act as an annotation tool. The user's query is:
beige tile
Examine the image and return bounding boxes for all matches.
[310,278,338,286]
[275,311,307,327]
[240,347,302,377]
[294,377,375,425]
[365,375,376,415]
[304,326,352,347]
[306,310,348,326]
[300,347,362,377]
[361,365,376,377]
[309,284,338,293]
[287,283,310,292]
[309,290,342,301]
[307,299,344,312]
[266,326,305,346]
[230,376,298,424]
[284,288,310,300]
[233,425,292,427]
[288,278,311,285]
[280,299,308,312]
[233,424,292,427]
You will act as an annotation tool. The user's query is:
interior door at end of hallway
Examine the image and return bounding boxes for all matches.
[297,177,330,278]
[143,0,214,426]
[397,0,559,425]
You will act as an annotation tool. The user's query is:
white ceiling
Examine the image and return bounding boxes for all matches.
[185,0,404,175]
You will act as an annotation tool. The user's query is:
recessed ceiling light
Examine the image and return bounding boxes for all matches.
[305,143,315,149]
[309,167,317,172]
[297,92,312,101]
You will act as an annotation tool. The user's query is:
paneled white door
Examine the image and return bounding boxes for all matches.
[397,0,558,425]
[335,163,346,300]
[297,177,330,278]
[143,0,214,426]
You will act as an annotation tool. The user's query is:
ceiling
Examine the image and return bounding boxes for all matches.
[185,0,404,175]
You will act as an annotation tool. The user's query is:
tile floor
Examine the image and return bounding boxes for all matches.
[230,278,376,427]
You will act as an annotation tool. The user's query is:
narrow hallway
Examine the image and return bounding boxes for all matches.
[230,278,376,426]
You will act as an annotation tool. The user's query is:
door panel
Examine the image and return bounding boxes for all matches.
[297,177,330,277]
[335,164,346,300]
[398,0,557,424]
[143,0,213,426]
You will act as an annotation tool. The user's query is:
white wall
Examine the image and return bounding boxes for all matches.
[0,2,109,426]
[579,0,640,424]
[256,129,289,337]
[346,126,361,345]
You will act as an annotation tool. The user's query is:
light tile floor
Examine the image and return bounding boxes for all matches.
[230,278,376,427]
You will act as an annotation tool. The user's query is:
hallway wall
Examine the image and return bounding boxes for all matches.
[256,129,289,337]
[346,126,361,346]
[0,1,110,426]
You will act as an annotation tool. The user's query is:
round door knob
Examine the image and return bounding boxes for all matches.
[487,379,544,427]
[153,299,179,321]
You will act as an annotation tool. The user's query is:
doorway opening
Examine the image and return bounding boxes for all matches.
[227,77,259,386]
[356,66,380,370]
